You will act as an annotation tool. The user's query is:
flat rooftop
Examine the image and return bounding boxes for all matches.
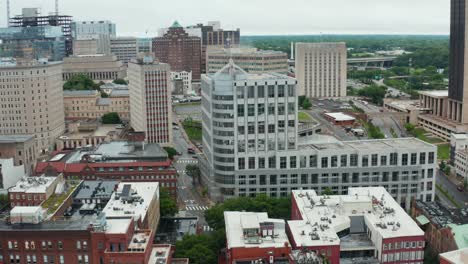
[9,176,58,193]
[224,211,290,249]
[148,245,172,264]
[288,187,424,247]
[103,182,159,224]
[325,112,356,121]
[0,134,34,143]
[63,90,98,97]
[439,248,468,264]
[384,99,425,111]
[74,180,118,201]
[419,90,448,98]
[56,141,168,164]
[298,137,435,152]
[59,124,118,140]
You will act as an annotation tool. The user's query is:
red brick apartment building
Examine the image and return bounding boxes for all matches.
[0,182,188,264]
[34,141,178,196]
[153,21,201,80]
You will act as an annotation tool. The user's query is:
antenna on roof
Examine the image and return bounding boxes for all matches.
[55,0,59,15]
[6,0,10,27]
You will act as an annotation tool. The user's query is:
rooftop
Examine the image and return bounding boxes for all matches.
[58,124,118,141]
[97,98,111,106]
[384,99,425,111]
[103,182,159,225]
[439,248,468,264]
[74,180,118,201]
[0,134,34,143]
[9,176,59,194]
[209,47,287,56]
[63,90,98,97]
[419,90,448,98]
[109,89,130,97]
[324,112,356,121]
[149,244,172,264]
[224,211,290,249]
[288,187,424,247]
[298,137,435,153]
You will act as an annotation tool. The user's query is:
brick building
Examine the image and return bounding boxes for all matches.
[0,182,187,264]
[411,200,468,257]
[288,187,425,264]
[153,21,201,80]
[8,175,64,208]
[34,141,178,196]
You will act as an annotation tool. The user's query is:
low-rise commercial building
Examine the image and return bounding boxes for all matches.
[206,47,288,74]
[63,89,130,121]
[224,211,292,264]
[35,141,178,196]
[56,122,120,151]
[62,54,126,81]
[289,187,425,264]
[324,112,356,126]
[8,175,64,207]
[411,200,468,256]
[0,135,37,174]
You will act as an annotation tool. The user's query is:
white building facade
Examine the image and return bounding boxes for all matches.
[295,42,347,98]
[200,61,436,208]
[128,57,173,146]
[71,20,116,38]
[171,71,193,95]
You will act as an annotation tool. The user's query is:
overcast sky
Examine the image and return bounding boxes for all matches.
[1,0,450,36]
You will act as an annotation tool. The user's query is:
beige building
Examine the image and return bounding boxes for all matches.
[0,135,37,175]
[206,47,288,74]
[62,54,126,81]
[295,42,347,98]
[73,34,111,56]
[56,122,120,151]
[128,57,173,146]
[110,37,138,64]
[63,89,130,121]
[0,59,65,154]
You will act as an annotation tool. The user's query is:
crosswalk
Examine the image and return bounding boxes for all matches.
[185,205,210,211]
[177,159,198,164]
[177,170,186,174]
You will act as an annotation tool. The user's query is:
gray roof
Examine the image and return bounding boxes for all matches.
[97,98,111,106]
[74,181,119,200]
[109,89,129,97]
[0,135,35,143]
[63,90,98,97]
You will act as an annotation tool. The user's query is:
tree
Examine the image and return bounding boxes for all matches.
[160,187,177,216]
[357,85,387,105]
[163,147,177,159]
[186,164,201,184]
[101,112,121,124]
[404,123,416,133]
[174,231,224,264]
[113,78,128,85]
[322,187,333,195]
[63,74,99,90]
[302,97,312,109]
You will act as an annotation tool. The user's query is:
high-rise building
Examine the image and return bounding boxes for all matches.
[128,56,173,145]
[136,38,153,53]
[110,36,138,64]
[71,20,116,38]
[0,59,65,154]
[295,42,347,98]
[200,61,436,207]
[206,47,288,74]
[153,21,201,80]
[0,26,66,61]
[9,8,73,56]
[73,34,111,56]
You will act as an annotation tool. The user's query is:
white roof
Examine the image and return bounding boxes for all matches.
[419,90,448,98]
[103,182,159,224]
[440,248,468,264]
[324,112,355,121]
[288,187,424,247]
[105,218,132,234]
[9,176,58,194]
[224,211,290,249]
[10,206,43,214]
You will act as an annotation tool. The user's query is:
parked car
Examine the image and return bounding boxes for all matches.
[187,148,195,154]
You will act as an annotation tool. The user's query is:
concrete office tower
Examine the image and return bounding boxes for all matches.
[110,37,138,64]
[448,0,468,123]
[0,59,65,154]
[128,56,173,145]
[200,61,436,207]
[206,47,288,74]
[71,20,116,38]
[153,21,202,80]
[73,34,111,55]
[295,42,347,98]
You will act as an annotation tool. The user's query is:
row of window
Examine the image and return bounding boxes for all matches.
[6,240,88,251]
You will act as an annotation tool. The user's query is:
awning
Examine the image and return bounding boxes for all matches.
[416,215,430,225]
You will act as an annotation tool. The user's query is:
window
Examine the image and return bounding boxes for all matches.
[76,241,81,250]
[268,156,276,168]
[268,86,275,98]
[321,157,328,168]
[278,85,285,97]
[288,85,295,97]
[381,155,387,166]
[288,103,295,115]
[268,103,275,115]
[248,104,255,116]
[248,86,255,98]
[259,157,265,169]
[258,86,265,97]
[237,104,244,116]
[268,124,275,133]
[237,87,245,99]
[331,156,338,167]
[258,122,265,133]
[248,124,255,134]
[290,156,297,168]
[258,104,265,115]
[402,153,408,165]
[248,157,255,169]
[238,158,245,170]
[371,154,378,166]
[362,155,369,167]
[428,152,435,163]
[309,155,317,167]
[300,156,307,168]
[350,154,358,167]
[411,153,417,165]
[238,125,245,135]
[390,152,398,165]
[340,155,347,167]
[280,157,287,169]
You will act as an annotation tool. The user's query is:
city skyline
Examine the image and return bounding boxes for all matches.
[1,0,450,36]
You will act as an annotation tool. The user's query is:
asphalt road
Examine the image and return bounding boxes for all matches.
[436,169,468,207]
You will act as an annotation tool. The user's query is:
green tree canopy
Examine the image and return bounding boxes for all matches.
[163,147,177,159]
[159,187,177,217]
[113,78,128,85]
[186,164,201,184]
[63,74,100,90]
[174,230,225,264]
[101,112,121,124]
[357,85,387,105]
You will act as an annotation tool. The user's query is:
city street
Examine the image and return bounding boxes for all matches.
[436,169,468,207]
